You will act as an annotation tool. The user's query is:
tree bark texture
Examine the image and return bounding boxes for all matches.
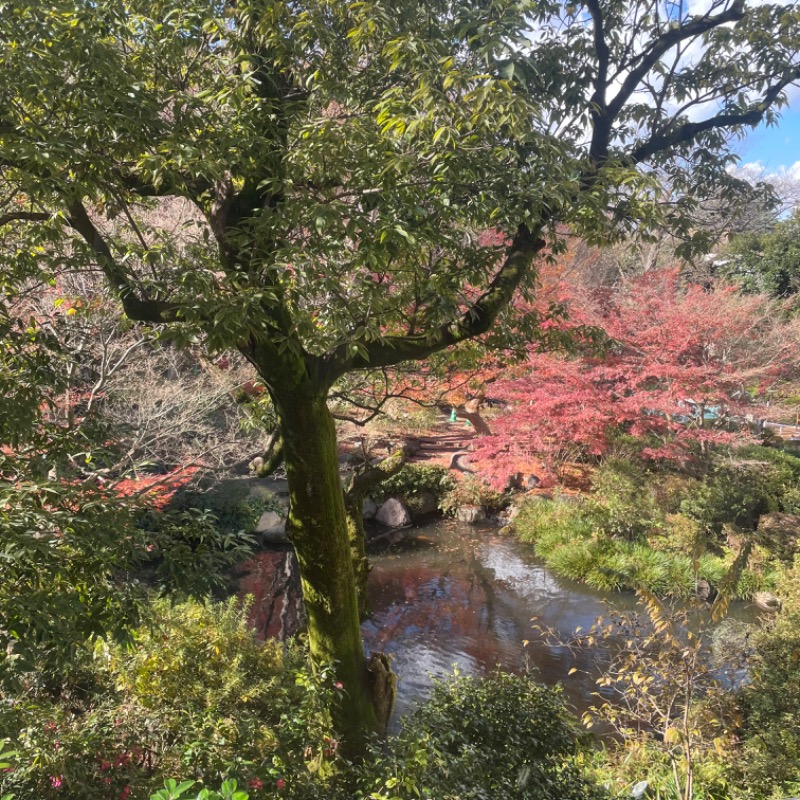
[344,448,407,618]
[273,387,391,748]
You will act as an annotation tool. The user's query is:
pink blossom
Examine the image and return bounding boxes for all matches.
[50,775,64,789]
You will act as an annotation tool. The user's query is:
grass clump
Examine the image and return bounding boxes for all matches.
[515,490,767,599]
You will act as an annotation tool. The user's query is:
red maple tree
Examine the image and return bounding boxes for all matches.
[471,268,800,484]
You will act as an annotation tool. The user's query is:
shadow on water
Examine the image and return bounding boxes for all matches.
[361,517,761,730]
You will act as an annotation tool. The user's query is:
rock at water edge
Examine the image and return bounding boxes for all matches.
[456,505,486,524]
[255,510,289,544]
[376,497,412,528]
[362,496,378,520]
[408,491,439,520]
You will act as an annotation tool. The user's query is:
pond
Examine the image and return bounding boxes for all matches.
[361,518,760,728]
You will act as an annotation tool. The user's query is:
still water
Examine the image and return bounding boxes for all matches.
[361,518,759,726]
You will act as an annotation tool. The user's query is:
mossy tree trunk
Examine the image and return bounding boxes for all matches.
[344,448,407,617]
[271,383,386,751]
[344,495,371,619]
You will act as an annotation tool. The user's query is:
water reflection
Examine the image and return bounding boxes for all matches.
[362,519,759,728]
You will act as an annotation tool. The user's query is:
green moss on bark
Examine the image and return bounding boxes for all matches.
[275,388,380,752]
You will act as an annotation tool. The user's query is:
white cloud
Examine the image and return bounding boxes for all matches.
[729,160,800,213]
[734,160,800,181]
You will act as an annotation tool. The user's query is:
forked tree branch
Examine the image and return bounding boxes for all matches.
[66,202,182,324]
[323,224,546,381]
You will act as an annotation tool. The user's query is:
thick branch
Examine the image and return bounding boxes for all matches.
[607,0,746,121]
[346,448,408,501]
[324,225,545,381]
[0,211,51,226]
[66,202,181,324]
[587,0,612,159]
[590,0,747,160]
[632,72,800,162]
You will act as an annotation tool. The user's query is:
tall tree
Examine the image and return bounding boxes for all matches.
[2,0,799,747]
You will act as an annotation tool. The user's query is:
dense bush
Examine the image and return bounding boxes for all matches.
[357,672,602,800]
[0,600,337,800]
[371,464,456,508]
[0,468,253,696]
[439,475,506,515]
[734,558,800,798]
[511,448,800,598]
[3,643,603,800]
[168,480,283,534]
[589,458,664,541]
[681,448,800,533]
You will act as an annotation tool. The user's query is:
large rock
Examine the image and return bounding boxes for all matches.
[253,478,290,500]
[407,491,439,520]
[254,510,289,544]
[456,505,486,524]
[694,578,715,602]
[249,456,265,474]
[376,497,412,528]
[524,473,541,489]
[753,591,781,612]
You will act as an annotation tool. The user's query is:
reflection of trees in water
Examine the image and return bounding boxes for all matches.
[365,529,612,716]
[366,548,516,669]
[466,542,499,634]
[365,525,758,723]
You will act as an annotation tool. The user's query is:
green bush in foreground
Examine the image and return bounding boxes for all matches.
[0,600,337,800]
[2,600,602,800]
[734,558,800,798]
[358,672,602,800]
[146,672,603,800]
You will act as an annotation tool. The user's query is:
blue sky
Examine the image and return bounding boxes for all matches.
[738,100,800,175]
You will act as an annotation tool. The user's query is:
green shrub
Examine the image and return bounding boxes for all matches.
[649,475,704,515]
[735,558,800,798]
[372,464,456,506]
[681,451,799,533]
[651,513,705,556]
[147,672,604,800]
[590,459,665,541]
[588,739,733,800]
[733,444,800,481]
[169,481,282,533]
[439,475,505,515]
[0,599,337,800]
[0,475,252,696]
[359,672,603,800]
[781,485,800,515]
